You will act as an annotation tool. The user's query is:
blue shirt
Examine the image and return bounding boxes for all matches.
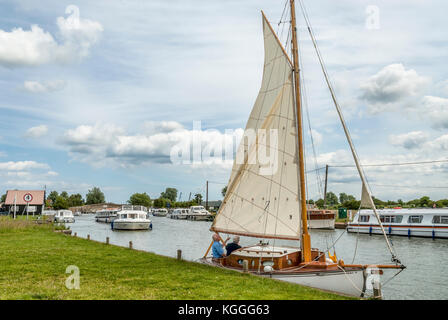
[212,241,224,258]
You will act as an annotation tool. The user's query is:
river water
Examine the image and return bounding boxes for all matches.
[70,214,447,300]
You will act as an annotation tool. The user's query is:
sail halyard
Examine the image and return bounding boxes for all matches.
[210,12,303,241]
[297,0,402,265]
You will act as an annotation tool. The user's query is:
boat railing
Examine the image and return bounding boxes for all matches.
[121,205,148,212]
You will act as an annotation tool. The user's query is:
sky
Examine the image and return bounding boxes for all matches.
[1,0,448,203]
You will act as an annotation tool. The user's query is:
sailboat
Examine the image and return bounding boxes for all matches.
[201,0,405,298]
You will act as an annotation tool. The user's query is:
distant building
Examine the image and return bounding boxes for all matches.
[4,190,45,215]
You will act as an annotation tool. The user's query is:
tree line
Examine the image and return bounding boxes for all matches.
[45,187,105,210]
[127,188,204,208]
[311,191,448,210]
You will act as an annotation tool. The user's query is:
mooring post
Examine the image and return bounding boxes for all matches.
[177,249,182,261]
[243,260,249,273]
[106,237,109,245]
[74,232,77,237]
[87,234,90,240]
[129,241,133,249]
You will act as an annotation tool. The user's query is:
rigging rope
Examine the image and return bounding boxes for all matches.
[297,0,402,265]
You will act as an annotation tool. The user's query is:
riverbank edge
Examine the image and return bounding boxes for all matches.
[0,219,354,300]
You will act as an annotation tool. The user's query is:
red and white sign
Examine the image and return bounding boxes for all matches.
[23,193,33,203]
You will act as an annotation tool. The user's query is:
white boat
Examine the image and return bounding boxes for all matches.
[201,0,405,299]
[112,206,152,231]
[152,208,168,217]
[54,210,75,223]
[168,208,189,220]
[187,206,213,221]
[348,208,448,238]
[95,208,119,223]
[308,209,336,230]
[73,211,81,217]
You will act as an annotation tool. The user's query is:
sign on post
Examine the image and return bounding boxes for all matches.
[23,193,33,203]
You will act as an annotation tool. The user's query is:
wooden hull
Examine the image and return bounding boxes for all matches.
[200,258,366,297]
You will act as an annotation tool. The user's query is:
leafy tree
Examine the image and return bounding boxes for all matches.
[128,193,151,207]
[153,197,171,208]
[194,193,203,205]
[160,188,178,202]
[68,194,84,207]
[372,196,385,208]
[221,186,227,197]
[339,193,355,204]
[325,192,339,207]
[53,196,69,210]
[60,191,69,199]
[436,199,448,208]
[1,194,6,203]
[341,199,361,210]
[315,199,324,208]
[86,187,105,205]
[418,196,433,207]
[47,191,59,204]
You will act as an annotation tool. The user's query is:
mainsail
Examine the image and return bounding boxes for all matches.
[211,13,302,240]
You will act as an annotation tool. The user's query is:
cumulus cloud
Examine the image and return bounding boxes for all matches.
[61,121,243,168]
[420,96,448,129]
[0,161,49,171]
[360,64,429,113]
[23,80,66,93]
[389,131,429,149]
[0,9,103,68]
[24,125,48,138]
[429,134,448,151]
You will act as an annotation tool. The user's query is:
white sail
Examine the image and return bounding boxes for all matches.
[211,13,301,240]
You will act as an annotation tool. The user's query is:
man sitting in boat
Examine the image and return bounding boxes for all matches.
[225,236,241,256]
[211,233,230,260]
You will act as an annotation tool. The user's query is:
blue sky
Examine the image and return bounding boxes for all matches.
[1,0,448,203]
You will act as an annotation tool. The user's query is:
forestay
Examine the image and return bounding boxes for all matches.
[211,14,302,240]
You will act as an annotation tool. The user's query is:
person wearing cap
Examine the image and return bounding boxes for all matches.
[225,236,242,256]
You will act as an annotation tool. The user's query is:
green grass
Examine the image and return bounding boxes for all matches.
[0,218,353,300]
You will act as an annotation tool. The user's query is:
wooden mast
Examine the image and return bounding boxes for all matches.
[290,0,311,262]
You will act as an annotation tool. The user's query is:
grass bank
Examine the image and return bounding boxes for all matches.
[0,217,353,300]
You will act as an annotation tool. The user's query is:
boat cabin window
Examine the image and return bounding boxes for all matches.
[120,214,127,219]
[359,215,370,222]
[380,215,403,223]
[408,215,423,223]
[433,215,448,224]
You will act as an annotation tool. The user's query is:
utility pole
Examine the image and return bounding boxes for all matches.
[13,194,17,220]
[188,192,191,201]
[323,164,329,208]
[206,181,209,210]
